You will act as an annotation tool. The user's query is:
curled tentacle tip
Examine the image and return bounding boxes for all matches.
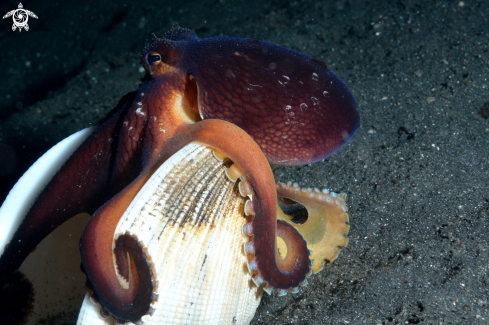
[97,232,159,323]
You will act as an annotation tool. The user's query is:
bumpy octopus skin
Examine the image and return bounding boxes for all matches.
[0,25,359,324]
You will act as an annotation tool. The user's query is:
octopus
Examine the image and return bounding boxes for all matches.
[0,24,359,324]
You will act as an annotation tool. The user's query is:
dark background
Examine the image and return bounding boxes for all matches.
[1,0,488,324]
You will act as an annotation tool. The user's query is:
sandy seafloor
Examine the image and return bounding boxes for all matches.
[0,0,488,324]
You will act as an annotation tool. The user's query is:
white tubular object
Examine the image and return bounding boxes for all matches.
[0,127,95,256]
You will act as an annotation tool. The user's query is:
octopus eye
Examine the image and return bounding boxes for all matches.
[147,52,161,66]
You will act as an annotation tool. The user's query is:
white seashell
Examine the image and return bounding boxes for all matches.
[0,130,261,325]
[77,292,113,325]
[0,128,94,325]
[0,128,94,253]
[77,143,262,325]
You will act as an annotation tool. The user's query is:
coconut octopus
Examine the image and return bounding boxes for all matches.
[0,24,359,325]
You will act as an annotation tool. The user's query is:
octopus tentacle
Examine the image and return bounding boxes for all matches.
[80,173,158,324]
[0,92,135,284]
[80,119,312,321]
[0,24,359,323]
[113,232,158,308]
[276,182,350,273]
[243,218,311,295]
[180,120,311,293]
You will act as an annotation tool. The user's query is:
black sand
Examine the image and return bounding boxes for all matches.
[0,0,488,324]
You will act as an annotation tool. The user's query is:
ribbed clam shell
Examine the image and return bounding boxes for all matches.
[77,143,262,325]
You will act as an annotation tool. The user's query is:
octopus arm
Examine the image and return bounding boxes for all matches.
[80,119,311,323]
[0,91,137,321]
[186,120,311,292]
[80,171,158,324]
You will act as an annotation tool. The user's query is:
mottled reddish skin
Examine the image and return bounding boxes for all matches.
[0,25,359,324]
[186,36,359,165]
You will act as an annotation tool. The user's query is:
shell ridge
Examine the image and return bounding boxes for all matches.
[116,144,203,249]
[218,192,248,323]
[196,175,236,322]
[112,144,204,323]
[110,144,261,324]
[186,160,237,323]
[149,148,217,323]
[141,148,231,323]
[163,147,222,229]
[151,146,210,241]
[166,162,227,323]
